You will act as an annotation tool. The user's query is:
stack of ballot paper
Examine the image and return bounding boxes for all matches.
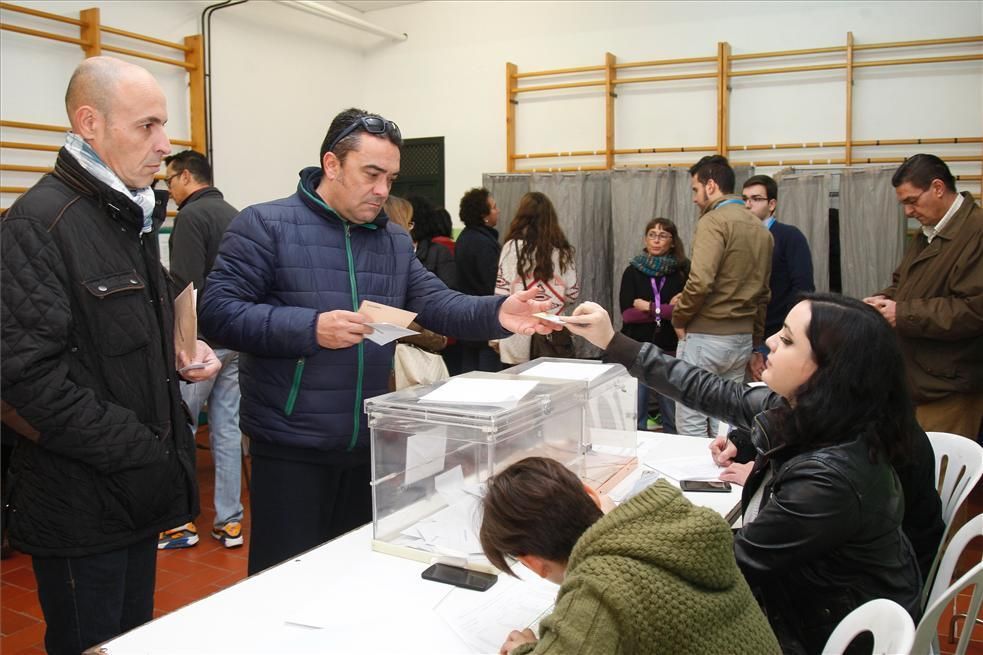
[396,465,486,559]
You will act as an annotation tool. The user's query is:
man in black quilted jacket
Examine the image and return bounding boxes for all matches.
[0,57,220,654]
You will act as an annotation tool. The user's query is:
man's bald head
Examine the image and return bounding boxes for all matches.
[64,56,171,188]
[65,56,156,128]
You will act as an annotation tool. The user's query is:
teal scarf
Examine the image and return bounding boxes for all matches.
[630,253,680,278]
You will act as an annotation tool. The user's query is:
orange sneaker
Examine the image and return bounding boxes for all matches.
[157,522,199,550]
[211,521,244,548]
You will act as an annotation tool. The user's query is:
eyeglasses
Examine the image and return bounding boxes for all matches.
[326,115,401,154]
[163,173,180,188]
[900,188,930,207]
[646,231,672,241]
[742,195,770,204]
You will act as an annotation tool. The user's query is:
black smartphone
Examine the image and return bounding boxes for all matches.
[421,563,498,592]
[679,479,732,493]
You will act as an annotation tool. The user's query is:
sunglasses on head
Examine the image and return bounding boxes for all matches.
[326,115,401,154]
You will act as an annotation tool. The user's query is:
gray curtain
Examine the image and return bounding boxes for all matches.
[533,173,612,358]
[610,169,686,331]
[608,165,754,327]
[482,171,612,358]
[774,171,832,293]
[839,166,906,299]
[482,173,531,243]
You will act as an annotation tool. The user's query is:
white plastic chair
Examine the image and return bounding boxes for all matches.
[923,432,983,601]
[821,598,915,655]
[927,432,983,530]
[925,515,983,609]
[920,516,983,654]
[911,562,983,655]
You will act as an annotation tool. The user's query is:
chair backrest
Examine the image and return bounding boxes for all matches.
[821,598,915,655]
[927,432,983,528]
[926,514,983,610]
[911,562,983,655]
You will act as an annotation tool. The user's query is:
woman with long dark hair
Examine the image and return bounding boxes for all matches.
[494,192,579,364]
[619,218,689,431]
[566,293,931,655]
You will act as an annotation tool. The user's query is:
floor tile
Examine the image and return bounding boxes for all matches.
[1,607,38,636]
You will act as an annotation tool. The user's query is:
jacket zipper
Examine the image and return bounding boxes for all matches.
[344,223,364,451]
[284,358,305,416]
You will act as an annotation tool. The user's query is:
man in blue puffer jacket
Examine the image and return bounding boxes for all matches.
[199,108,555,574]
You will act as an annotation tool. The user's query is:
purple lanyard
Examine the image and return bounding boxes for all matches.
[650,276,667,326]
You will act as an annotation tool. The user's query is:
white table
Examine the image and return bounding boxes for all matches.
[96,433,740,655]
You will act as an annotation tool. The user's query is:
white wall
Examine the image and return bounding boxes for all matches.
[0,2,201,208]
[2,1,982,219]
[360,0,983,213]
[0,0,370,213]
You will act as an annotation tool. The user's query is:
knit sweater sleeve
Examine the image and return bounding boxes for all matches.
[513,578,623,655]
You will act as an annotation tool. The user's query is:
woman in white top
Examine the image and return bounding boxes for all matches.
[494,192,580,364]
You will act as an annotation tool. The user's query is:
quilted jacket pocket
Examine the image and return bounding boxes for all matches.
[81,271,151,356]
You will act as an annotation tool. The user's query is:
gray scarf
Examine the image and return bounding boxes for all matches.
[64,132,155,234]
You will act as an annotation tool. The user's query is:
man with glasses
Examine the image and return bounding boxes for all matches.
[864,154,983,440]
[741,175,814,380]
[199,108,558,574]
[158,150,245,551]
[671,155,773,438]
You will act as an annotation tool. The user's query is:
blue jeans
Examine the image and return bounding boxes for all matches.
[675,332,751,437]
[637,383,677,433]
[32,536,156,655]
[181,348,243,527]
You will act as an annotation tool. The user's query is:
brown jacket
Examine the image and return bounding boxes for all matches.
[672,195,773,344]
[879,192,983,403]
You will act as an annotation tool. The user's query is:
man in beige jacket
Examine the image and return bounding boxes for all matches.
[671,155,773,436]
[865,154,983,440]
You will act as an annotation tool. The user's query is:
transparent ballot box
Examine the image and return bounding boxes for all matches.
[365,372,587,568]
[502,357,639,490]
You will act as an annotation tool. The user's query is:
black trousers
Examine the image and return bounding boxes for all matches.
[247,449,372,575]
[32,536,157,655]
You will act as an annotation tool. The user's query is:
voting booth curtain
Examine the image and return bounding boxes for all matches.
[484,164,903,343]
[483,172,612,358]
[838,166,907,299]
[774,171,833,294]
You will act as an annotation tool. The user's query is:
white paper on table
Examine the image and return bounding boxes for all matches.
[434,575,557,654]
[519,361,615,382]
[645,454,723,481]
[419,378,539,406]
[402,428,447,486]
[365,322,419,346]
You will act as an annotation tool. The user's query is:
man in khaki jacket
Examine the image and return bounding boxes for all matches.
[865,154,983,440]
[672,155,773,437]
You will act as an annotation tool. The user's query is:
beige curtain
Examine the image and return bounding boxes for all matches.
[839,166,906,299]
[774,171,832,293]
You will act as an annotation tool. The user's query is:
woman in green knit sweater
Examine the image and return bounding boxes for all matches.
[479,457,779,655]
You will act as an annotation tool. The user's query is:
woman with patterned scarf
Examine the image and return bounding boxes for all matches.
[618,218,689,432]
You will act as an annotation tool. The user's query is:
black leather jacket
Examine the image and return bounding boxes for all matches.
[605,333,923,655]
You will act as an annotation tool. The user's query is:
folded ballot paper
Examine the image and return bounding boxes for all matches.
[358,299,419,346]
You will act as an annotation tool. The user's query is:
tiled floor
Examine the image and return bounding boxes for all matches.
[1,434,981,653]
[1,429,250,653]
